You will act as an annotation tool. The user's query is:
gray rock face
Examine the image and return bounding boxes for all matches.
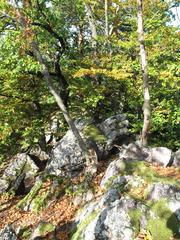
[47,115,129,176]
[119,144,174,167]
[100,158,126,188]
[46,127,85,176]
[0,153,39,194]
[0,225,17,240]
[96,199,133,240]
[148,147,172,166]
[99,188,120,207]
[120,143,150,161]
[173,149,180,167]
[28,144,49,161]
[148,183,180,202]
[99,114,129,151]
[73,197,135,240]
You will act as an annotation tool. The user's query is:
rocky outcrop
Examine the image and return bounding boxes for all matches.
[71,154,180,240]
[173,149,180,167]
[148,147,173,166]
[46,114,129,176]
[119,143,177,167]
[0,153,39,195]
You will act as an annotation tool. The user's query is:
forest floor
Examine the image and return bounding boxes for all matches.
[0,157,180,240]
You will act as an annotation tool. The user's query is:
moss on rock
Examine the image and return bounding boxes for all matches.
[129,209,142,237]
[122,161,180,188]
[17,181,42,210]
[83,124,106,144]
[71,210,99,240]
[146,198,180,240]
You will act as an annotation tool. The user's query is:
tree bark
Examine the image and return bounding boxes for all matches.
[15,7,90,164]
[105,0,109,37]
[84,3,97,57]
[31,42,89,160]
[137,0,151,146]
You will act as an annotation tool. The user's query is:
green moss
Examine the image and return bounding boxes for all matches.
[146,199,180,240]
[17,181,42,210]
[38,222,55,236]
[31,190,50,213]
[18,227,32,239]
[104,175,127,194]
[129,209,142,237]
[71,210,99,240]
[83,124,106,144]
[123,161,180,188]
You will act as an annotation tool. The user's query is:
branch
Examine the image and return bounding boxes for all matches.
[32,22,66,54]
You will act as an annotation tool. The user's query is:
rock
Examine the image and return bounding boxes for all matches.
[99,114,129,154]
[0,153,39,194]
[96,200,133,240]
[46,127,85,177]
[148,147,172,166]
[0,225,17,240]
[73,195,83,207]
[47,115,129,176]
[120,143,149,161]
[85,189,94,202]
[30,221,55,240]
[73,197,135,240]
[99,188,120,207]
[173,149,180,167]
[28,144,49,161]
[17,179,43,211]
[100,158,126,188]
[148,183,180,204]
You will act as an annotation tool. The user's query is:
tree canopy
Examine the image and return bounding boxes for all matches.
[0,0,179,161]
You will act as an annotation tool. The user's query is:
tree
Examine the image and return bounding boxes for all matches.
[137,0,150,145]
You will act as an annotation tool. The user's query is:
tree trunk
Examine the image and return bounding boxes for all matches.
[16,8,90,164]
[137,0,151,146]
[105,0,109,37]
[31,41,89,160]
[84,3,97,57]
[78,25,84,55]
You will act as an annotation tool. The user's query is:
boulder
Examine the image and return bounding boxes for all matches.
[99,188,120,207]
[148,147,172,166]
[72,197,135,240]
[0,225,17,240]
[28,144,49,162]
[46,123,86,177]
[0,153,39,194]
[173,149,180,167]
[120,143,150,161]
[148,183,180,202]
[47,115,129,176]
[100,158,126,188]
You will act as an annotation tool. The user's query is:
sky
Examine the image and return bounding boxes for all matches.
[170,6,180,27]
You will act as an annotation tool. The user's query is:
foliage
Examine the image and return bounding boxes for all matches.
[0,0,179,162]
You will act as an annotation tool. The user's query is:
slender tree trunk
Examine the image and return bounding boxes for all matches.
[31,41,89,160]
[105,0,109,37]
[137,0,151,146]
[16,8,90,164]
[84,3,97,57]
[78,25,84,55]
[54,52,69,108]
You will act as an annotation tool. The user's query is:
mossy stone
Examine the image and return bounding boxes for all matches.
[83,124,106,144]
[71,210,99,240]
[146,198,180,240]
